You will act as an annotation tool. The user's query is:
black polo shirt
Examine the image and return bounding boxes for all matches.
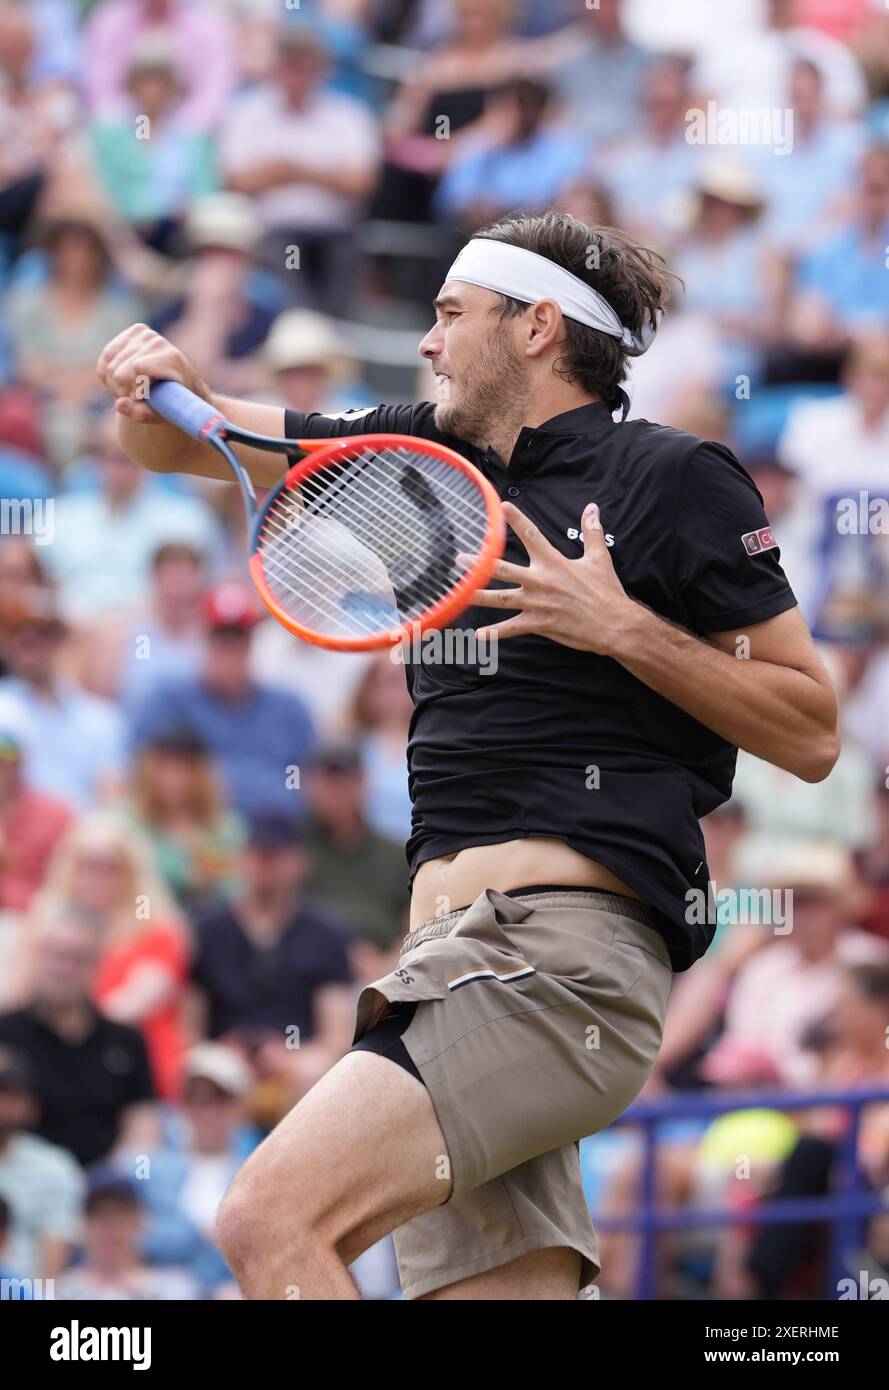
[0,1006,154,1167]
[284,401,798,970]
[190,898,353,1040]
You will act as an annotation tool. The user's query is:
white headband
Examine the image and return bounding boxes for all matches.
[446,239,659,356]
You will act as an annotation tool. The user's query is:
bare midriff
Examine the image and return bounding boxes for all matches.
[409,836,643,929]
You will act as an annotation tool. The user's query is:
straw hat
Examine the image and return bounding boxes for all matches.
[263,309,347,372]
[696,158,766,217]
[186,193,262,255]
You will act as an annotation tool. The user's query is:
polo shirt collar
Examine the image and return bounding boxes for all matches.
[534,400,617,435]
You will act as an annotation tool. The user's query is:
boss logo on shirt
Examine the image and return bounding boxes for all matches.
[741,526,777,556]
[567,527,615,547]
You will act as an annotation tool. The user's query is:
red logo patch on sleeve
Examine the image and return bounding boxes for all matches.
[741,526,777,556]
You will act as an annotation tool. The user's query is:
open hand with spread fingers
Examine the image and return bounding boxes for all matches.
[469,500,640,656]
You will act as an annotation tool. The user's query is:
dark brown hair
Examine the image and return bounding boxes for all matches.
[475,210,680,412]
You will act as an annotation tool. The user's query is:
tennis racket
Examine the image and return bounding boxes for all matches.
[148,381,505,652]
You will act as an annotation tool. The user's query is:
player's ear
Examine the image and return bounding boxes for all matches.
[525,299,563,357]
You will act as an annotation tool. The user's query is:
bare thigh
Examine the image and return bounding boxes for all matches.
[226,1049,452,1263]
[418,1246,582,1301]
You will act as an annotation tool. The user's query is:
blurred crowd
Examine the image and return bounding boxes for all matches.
[0,0,888,1301]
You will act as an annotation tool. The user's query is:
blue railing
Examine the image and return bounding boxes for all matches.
[594,1084,889,1300]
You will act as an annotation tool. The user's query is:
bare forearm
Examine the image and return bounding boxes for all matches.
[100,324,294,486]
[612,603,839,781]
[118,393,290,486]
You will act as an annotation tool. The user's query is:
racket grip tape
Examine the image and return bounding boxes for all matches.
[148,381,226,441]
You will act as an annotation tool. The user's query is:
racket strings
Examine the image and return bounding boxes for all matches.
[260,477,468,637]
[256,444,490,640]
[260,467,469,617]
[262,446,483,577]
[260,458,444,611]
[264,447,484,580]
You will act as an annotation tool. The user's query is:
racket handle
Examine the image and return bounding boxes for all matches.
[148,381,226,441]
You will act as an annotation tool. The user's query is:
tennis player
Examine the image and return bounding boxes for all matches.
[98,212,840,1301]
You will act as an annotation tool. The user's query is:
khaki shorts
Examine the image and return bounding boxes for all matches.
[351,886,673,1299]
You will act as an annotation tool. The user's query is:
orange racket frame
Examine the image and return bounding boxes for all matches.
[247,433,506,653]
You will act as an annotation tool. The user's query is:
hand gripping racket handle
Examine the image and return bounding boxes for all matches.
[148,380,225,441]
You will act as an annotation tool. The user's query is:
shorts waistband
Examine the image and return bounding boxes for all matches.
[400,884,659,958]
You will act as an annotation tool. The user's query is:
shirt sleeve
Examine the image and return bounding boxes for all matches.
[672,442,798,632]
[283,402,436,443]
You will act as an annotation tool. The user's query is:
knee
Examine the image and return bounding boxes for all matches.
[214,1159,327,1279]
[215,1179,257,1275]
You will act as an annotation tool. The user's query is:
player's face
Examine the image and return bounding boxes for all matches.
[419,281,529,446]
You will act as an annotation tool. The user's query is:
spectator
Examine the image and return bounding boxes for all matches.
[858,783,889,944]
[556,176,617,229]
[130,581,317,822]
[530,0,653,147]
[693,0,868,121]
[719,842,889,1086]
[598,56,700,246]
[433,77,587,231]
[854,1,889,102]
[44,412,219,623]
[88,35,217,255]
[17,0,82,84]
[69,539,208,709]
[54,1165,197,1299]
[189,813,354,1107]
[152,193,285,398]
[219,22,379,315]
[845,649,889,773]
[777,334,889,637]
[344,651,413,842]
[126,730,244,912]
[0,727,73,914]
[749,59,866,258]
[259,307,372,416]
[305,737,408,973]
[0,1044,84,1279]
[0,418,52,511]
[673,158,775,390]
[29,810,189,1102]
[730,737,877,881]
[0,916,158,1166]
[741,961,889,1299]
[787,143,889,358]
[0,536,53,635]
[0,0,79,253]
[83,0,237,134]
[0,587,125,812]
[5,216,142,467]
[137,1042,257,1295]
[779,332,889,499]
[378,0,531,223]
